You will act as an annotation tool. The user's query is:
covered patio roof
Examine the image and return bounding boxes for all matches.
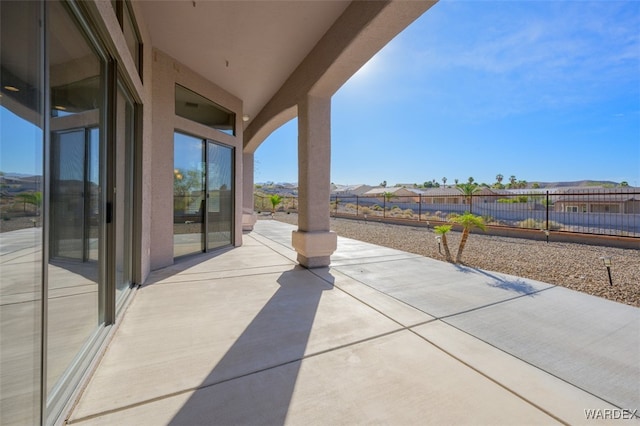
[137,0,437,151]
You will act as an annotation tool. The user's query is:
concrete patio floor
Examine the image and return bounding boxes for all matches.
[67,220,639,425]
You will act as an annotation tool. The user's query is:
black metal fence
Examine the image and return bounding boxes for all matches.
[257,189,640,238]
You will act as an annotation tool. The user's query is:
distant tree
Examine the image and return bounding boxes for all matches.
[442,177,447,188]
[496,174,503,185]
[174,168,203,212]
[380,180,387,188]
[456,182,481,213]
[532,182,540,189]
[508,175,517,188]
[424,181,434,188]
[383,191,395,203]
[434,225,453,262]
[454,178,459,185]
[450,212,486,263]
[16,191,42,214]
[620,181,629,187]
[517,180,527,189]
[467,176,475,184]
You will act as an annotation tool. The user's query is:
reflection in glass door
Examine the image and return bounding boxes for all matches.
[173,132,205,257]
[0,2,44,422]
[50,129,100,263]
[46,0,104,420]
[50,129,86,261]
[207,142,233,250]
[174,133,233,258]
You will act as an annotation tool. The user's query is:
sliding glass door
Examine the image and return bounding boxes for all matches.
[174,132,233,258]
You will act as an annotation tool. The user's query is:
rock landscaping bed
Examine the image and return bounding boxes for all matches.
[268,213,640,308]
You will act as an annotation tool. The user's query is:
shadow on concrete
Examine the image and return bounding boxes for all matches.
[169,267,334,425]
[454,264,542,296]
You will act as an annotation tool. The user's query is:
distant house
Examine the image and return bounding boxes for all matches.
[363,186,420,202]
[332,184,373,197]
[553,188,640,214]
[419,187,499,205]
[0,175,42,192]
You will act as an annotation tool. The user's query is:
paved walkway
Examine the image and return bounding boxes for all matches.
[68,220,639,425]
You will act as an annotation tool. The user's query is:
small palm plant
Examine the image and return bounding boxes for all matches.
[434,225,453,262]
[269,194,283,215]
[450,212,486,263]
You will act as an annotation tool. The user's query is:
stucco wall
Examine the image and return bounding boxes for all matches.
[150,49,243,271]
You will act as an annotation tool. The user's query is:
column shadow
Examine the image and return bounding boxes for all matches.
[170,267,334,425]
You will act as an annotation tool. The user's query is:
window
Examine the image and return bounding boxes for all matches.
[112,0,142,76]
[175,84,235,135]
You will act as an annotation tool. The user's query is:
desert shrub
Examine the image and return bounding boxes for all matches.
[360,207,372,215]
[482,215,494,224]
[371,205,382,211]
[345,203,357,211]
[446,212,460,221]
[403,209,414,217]
[498,196,528,203]
[518,218,538,229]
[517,219,562,230]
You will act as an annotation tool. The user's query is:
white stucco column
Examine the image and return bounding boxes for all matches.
[292,94,337,268]
[242,152,257,231]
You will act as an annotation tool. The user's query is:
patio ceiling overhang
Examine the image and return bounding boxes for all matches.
[138,0,437,151]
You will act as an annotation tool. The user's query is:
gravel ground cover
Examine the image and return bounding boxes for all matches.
[267,213,640,308]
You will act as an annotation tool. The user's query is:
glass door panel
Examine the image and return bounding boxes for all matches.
[207,142,233,249]
[46,0,104,420]
[173,132,204,257]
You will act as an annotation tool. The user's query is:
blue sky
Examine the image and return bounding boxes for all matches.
[255,0,640,187]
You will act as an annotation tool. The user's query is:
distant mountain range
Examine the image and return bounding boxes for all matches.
[526,180,621,188]
[1,172,41,178]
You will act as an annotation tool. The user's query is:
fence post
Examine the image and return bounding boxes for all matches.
[419,194,422,221]
[383,196,386,218]
[546,191,549,231]
[356,195,359,216]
